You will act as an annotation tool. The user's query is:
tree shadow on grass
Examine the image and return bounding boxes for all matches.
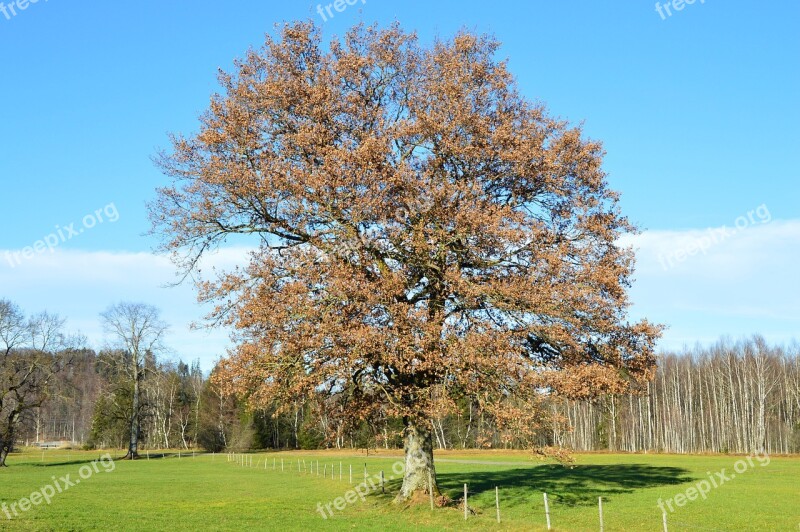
[29,450,203,467]
[432,463,692,507]
[27,452,143,467]
[27,457,118,467]
[14,458,99,467]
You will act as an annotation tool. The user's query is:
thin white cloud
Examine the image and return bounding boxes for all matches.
[0,247,254,371]
[2,219,797,369]
[620,219,800,349]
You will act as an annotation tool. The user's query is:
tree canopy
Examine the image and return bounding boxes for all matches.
[150,21,661,500]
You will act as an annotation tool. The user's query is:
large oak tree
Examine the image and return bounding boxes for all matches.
[150,22,661,502]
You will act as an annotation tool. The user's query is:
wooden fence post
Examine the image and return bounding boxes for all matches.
[495,486,500,523]
[544,492,551,530]
[599,497,604,532]
[464,484,468,520]
[428,470,434,510]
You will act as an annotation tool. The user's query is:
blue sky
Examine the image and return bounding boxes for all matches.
[1,1,798,370]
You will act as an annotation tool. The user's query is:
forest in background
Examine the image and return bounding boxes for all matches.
[11,334,800,455]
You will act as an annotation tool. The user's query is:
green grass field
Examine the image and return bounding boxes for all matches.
[1,448,798,530]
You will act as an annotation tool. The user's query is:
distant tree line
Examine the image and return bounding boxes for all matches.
[3,300,798,456]
[552,337,800,455]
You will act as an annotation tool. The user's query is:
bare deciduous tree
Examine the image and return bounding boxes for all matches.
[100,302,168,459]
[1,300,81,466]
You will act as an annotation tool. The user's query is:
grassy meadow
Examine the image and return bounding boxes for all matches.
[0,448,798,531]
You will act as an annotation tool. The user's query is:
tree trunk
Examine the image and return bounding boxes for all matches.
[124,370,141,459]
[394,418,440,504]
[0,412,19,467]
[0,436,10,467]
